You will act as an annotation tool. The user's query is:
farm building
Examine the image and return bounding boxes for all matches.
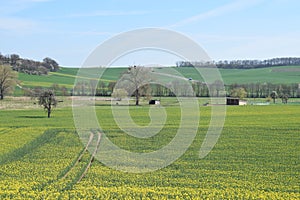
[149,100,160,105]
[226,98,247,106]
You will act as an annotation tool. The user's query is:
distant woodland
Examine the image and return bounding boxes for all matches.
[0,53,59,75]
[176,57,300,69]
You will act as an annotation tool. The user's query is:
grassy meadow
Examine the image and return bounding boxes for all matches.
[0,97,299,199]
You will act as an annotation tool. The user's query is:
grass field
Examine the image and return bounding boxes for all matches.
[173,65,300,84]
[16,66,300,92]
[0,98,299,199]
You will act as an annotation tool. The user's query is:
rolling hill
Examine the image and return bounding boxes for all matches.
[17,66,300,91]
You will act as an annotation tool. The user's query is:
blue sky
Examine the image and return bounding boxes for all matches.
[0,0,300,66]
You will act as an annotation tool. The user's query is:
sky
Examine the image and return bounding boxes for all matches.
[0,0,300,67]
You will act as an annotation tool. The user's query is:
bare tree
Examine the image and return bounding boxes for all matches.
[38,90,57,118]
[212,80,225,97]
[60,86,68,96]
[0,65,18,100]
[280,94,289,104]
[270,91,278,104]
[51,83,60,95]
[119,66,151,106]
[140,83,152,100]
[89,80,98,96]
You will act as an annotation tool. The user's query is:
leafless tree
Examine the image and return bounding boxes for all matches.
[38,90,57,118]
[118,66,152,106]
[270,91,278,104]
[0,65,17,100]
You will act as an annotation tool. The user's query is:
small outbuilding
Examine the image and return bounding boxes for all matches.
[149,100,160,105]
[226,98,247,106]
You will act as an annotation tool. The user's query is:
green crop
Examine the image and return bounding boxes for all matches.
[0,103,299,199]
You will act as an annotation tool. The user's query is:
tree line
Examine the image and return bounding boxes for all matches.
[0,53,59,75]
[176,57,300,69]
[152,81,300,99]
[28,80,299,99]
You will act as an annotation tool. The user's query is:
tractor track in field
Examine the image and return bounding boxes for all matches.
[76,131,101,184]
[47,130,102,190]
[60,132,94,179]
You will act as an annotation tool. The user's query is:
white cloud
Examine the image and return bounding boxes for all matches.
[0,0,52,15]
[202,33,300,60]
[67,10,152,18]
[169,0,265,28]
[194,34,259,43]
[68,30,112,36]
[0,0,51,32]
[17,0,52,3]
[0,17,36,31]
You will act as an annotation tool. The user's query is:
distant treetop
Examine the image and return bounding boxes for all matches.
[0,53,60,75]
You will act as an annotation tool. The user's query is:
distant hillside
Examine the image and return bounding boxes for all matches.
[172,65,300,84]
[17,65,300,88]
[0,53,59,75]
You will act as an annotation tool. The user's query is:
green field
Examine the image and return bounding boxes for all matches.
[0,98,299,199]
[17,65,300,90]
[174,66,300,84]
